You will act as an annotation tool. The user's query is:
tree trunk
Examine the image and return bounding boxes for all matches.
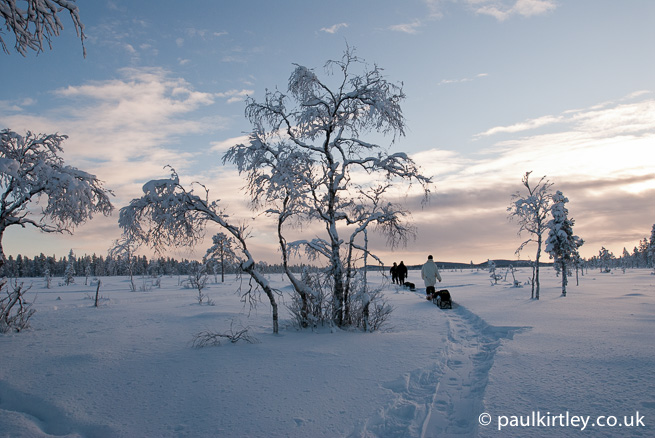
[561,260,568,296]
[530,263,535,299]
[0,227,6,270]
[332,244,345,327]
[242,259,279,334]
[535,234,542,300]
[343,240,355,325]
[276,205,310,327]
[220,251,225,283]
[94,279,101,307]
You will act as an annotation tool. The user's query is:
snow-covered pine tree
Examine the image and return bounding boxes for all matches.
[204,233,238,283]
[44,267,52,289]
[598,247,614,273]
[508,171,553,300]
[621,247,632,271]
[638,238,649,268]
[545,191,583,296]
[64,249,76,285]
[84,264,92,285]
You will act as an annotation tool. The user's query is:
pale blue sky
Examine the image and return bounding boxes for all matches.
[2,0,654,265]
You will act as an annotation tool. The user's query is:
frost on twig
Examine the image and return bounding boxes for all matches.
[191,322,259,348]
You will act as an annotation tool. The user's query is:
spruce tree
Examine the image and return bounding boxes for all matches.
[545,191,583,296]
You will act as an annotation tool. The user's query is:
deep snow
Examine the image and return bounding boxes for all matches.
[1,268,653,437]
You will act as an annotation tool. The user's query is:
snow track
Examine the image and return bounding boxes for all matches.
[352,303,527,438]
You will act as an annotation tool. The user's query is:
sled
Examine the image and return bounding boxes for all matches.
[433,289,452,309]
[425,286,452,309]
[402,281,416,291]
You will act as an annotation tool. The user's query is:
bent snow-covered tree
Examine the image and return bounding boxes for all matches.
[0,129,114,268]
[118,168,280,333]
[0,0,85,56]
[224,47,431,327]
[545,191,583,297]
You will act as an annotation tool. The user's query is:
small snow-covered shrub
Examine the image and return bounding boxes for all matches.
[44,268,52,289]
[183,263,212,305]
[507,265,522,287]
[192,322,259,348]
[287,270,393,332]
[287,270,333,329]
[0,279,36,333]
[346,275,393,332]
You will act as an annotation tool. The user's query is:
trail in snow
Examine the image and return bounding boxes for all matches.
[351,301,528,438]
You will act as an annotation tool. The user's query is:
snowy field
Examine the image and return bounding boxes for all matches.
[1,268,653,438]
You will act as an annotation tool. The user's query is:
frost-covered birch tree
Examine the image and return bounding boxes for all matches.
[118,168,280,333]
[0,0,85,56]
[109,235,139,291]
[545,191,583,296]
[0,129,114,269]
[224,47,431,327]
[508,171,553,300]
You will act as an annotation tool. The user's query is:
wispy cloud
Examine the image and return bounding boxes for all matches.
[476,95,655,139]
[320,23,348,34]
[210,135,251,153]
[423,0,446,19]
[469,0,557,21]
[438,72,489,85]
[475,114,562,137]
[215,89,254,104]
[389,0,448,34]
[389,19,424,34]
[391,0,557,35]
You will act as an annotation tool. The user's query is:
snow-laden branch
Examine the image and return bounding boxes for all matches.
[0,0,86,56]
[0,129,114,266]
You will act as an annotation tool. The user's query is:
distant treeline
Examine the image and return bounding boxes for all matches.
[2,238,652,279]
[0,253,308,279]
[2,253,541,279]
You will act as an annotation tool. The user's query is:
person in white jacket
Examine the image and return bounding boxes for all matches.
[421,255,442,299]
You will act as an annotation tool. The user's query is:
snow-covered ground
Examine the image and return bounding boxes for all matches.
[1,268,653,438]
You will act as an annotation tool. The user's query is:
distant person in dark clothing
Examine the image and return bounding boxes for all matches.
[397,261,408,285]
[390,262,399,284]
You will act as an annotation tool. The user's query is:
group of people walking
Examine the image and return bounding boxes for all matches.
[390,255,442,297]
[389,261,408,285]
